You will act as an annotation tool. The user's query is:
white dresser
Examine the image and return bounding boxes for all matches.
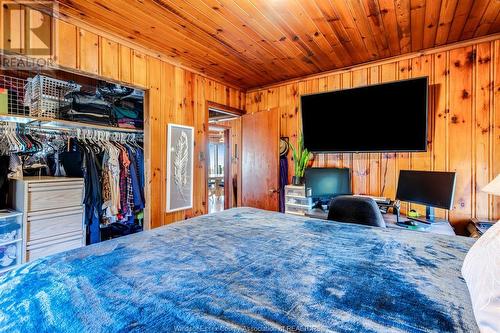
[10,177,85,262]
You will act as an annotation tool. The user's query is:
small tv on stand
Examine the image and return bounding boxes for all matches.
[396,170,456,224]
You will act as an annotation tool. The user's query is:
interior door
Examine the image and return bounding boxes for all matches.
[241,109,279,211]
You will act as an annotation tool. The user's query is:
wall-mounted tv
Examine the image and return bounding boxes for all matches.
[301,77,428,152]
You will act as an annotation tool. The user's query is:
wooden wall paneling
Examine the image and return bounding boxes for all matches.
[1,4,23,54]
[194,76,207,216]
[119,45,132,83]
[56,20,77,69]
[314,77,329,168]
[100,37,119,80]
[299,79,318,169]
[351,69,369,194]
[285,83,299,183]
[432,51,449,219]
[278,85,288,140]
[340,72,353,173]
[326,74,342,169]
[474,43,493,220]
[147,57,163,229]
[368,67,381,196]
[247,37,500,231]
[379,63,398,199]
[395,59,412,214]
[410,55,433,215]
[162,62,178,224]
[78,28,99,74]
[448,46,473,232]
[131,50,148,88]
[493,41,500,219]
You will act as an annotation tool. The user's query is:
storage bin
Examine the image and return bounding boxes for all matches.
[284,185,306,197]
[284,185,313,216]
[0,210,22,243]
[0,242,20,271]
[24,75,81,118]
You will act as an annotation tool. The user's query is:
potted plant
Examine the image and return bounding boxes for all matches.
[290,133,312,185]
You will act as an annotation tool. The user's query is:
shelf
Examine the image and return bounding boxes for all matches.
[285,194,307,199]
[0,238,22,247]
[0,114,144,134]
[285,202,311,208]
[284,211,305,216]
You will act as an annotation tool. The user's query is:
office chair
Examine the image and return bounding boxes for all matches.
[327,195,386,228]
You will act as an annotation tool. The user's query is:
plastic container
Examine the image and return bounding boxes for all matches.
[0,242,20,271]
[24,75,81,118]
[0,210,22,242]
[0,209,23,273]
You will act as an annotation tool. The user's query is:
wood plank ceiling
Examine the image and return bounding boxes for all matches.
[54,0,500,89]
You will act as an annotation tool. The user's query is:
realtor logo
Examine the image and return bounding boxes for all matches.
[1,0,56,69]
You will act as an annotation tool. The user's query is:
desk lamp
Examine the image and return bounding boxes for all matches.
[482,174,500,223]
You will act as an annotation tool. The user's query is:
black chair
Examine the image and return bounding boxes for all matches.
[327,195,386,228]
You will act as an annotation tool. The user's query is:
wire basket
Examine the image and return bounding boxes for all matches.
[24,75,81,118]
[0,75,29,116]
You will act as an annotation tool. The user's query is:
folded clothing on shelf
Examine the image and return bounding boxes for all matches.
[62,91,112,125]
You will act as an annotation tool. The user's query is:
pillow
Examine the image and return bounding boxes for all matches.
[461,221,500,333]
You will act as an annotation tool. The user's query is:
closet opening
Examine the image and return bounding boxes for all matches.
[0,61,149,270]
[206,102,243,214]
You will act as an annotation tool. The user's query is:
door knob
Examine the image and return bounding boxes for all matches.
[269,188,279,193]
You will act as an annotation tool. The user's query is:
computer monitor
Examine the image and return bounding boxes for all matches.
[396,170,456,223]
[305,168,351,204]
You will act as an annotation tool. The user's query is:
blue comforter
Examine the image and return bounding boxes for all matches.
[0,208,477,332]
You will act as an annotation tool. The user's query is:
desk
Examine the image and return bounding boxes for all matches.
[305,209,456,236]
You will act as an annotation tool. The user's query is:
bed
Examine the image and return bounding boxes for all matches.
[0,207,478,332]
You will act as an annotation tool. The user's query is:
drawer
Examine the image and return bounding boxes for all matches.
[28,183,83,212]
[285,205,308,216]
[285,185,306,197]
[27,208,83,242]
[0,210,22,244]
[0,240,21,272]
[27,236,83,262]
[285,196,312,207]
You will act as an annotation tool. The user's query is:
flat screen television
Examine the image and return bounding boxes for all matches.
[301,77,428,152]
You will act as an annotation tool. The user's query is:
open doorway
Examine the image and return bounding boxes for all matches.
[206,102,243,214]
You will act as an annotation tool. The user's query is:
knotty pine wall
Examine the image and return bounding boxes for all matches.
[246,39,500,234]
[53,19,245,228]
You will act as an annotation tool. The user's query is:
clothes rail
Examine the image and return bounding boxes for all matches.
[0,114,144,135]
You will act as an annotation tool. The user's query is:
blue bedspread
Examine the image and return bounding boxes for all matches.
[0,208,477,332]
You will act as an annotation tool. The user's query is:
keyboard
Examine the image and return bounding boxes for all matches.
[353,194,392,205]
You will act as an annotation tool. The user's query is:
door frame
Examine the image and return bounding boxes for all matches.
[205,101,244,214]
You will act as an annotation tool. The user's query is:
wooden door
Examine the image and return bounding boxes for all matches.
[241,109,279,211]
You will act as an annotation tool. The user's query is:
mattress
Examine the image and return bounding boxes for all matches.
[0,208,478,332]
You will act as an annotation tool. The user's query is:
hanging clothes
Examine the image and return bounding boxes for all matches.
[0,122,145,244]
[279,156,288,213]
[0,156,9,209]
